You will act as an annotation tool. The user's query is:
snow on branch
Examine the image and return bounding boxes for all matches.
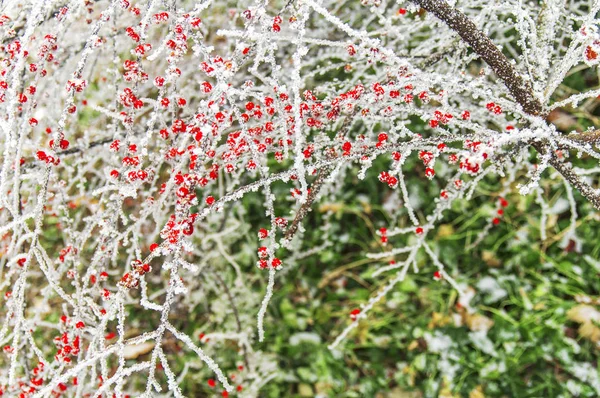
[0,0,598,395]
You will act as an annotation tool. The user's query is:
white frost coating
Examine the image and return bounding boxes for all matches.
[476,276,508,303]
[166,323,233,391]
[424,331,453,353]
[469,331,498,357]
[257,267,276,342]
[328,255,413,350]
[0,0,598,394]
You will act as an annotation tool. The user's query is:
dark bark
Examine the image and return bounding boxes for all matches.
[284,164,332,240]
[568,130,600,145]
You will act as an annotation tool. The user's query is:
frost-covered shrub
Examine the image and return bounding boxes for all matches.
[0,0,599,396]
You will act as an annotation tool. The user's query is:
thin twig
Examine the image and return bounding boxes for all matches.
[206,204,250,370]
[212,272,250,370]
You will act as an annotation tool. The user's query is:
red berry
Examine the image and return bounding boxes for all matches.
[387,176,398,188]
[585,46,598,61]
[202,81,212,93]
[258,228,268,239]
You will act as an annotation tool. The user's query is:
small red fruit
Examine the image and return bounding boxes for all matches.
[258,228,268,239]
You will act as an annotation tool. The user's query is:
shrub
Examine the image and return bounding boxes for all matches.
[0,0,599,396]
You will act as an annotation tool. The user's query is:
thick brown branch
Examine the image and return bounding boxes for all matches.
[411,0,543,116]
[530,140,600,209]
[284,165,332,240]
[567,129,600,145]
[411,0,600,210]
[549,156,600,209]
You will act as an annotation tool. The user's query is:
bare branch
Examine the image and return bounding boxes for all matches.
[284,164,332,241]
[568,129,600,145]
